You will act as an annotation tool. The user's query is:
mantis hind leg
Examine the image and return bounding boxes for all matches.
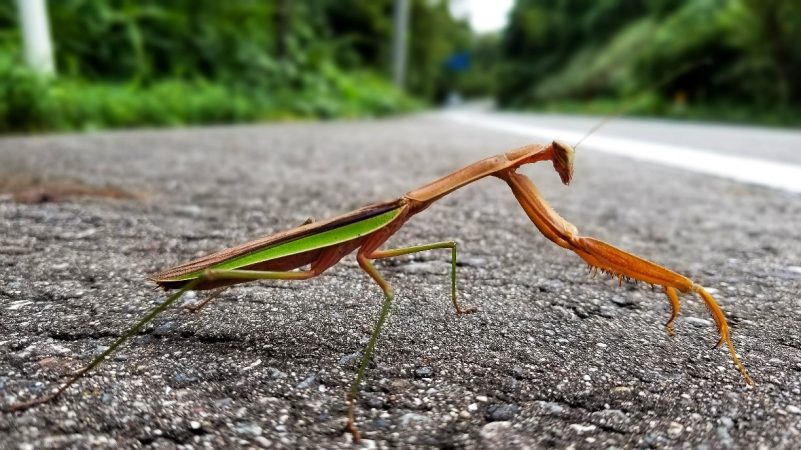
[4,267,320,413]
[368,241,476,315]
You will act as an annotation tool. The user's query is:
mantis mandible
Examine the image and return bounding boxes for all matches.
[6,140,753,441]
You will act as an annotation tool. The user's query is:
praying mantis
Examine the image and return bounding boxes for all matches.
[6,139,753,442]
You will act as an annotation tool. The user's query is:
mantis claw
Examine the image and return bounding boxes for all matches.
[183,303,203,313]
[182,288,226,314]
[663,286,681,337]
[456,305,478,315]
[664,320,676,337]
[345,398,362,443]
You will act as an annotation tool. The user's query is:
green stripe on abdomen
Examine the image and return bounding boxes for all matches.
[168,207,402,281]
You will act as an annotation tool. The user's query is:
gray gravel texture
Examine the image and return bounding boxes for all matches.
[1,116,800,449]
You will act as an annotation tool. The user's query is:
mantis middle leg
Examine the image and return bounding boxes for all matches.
[345,253,395,442]
[369,240,475,315]
[344,237,480,440]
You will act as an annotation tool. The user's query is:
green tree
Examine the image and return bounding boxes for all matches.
[497,0,801,123]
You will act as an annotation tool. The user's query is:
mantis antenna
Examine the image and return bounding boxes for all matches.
[573,58,713,150]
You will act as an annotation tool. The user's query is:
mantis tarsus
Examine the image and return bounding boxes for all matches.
[6,140,753,442]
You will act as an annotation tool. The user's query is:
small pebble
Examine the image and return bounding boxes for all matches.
[214,398,233,408]
[611,295,636,307]
[254,436,272,448]
[174,372,197,384]
[667,421,684,438]
[269,368,287,379]
[364,395,385,409]
[49,344,72,355]
[400,413,428,426]
[241,359,262,372]
[686,317,713,327]
[153,321,176,336]
[236,422,263,436]
[458,257,487,268]
[480,421,512,441]
[538,401,564,415]
[296,374,316,390]
[569,423,597,433]
[338,353,358,366]
[717,425,733,444]
[590,409,628,427]
[485,403,520,422]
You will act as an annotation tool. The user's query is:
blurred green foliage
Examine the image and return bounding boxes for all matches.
[5,0,792,130]
[0,0,470,132]
[323,0,472,101]
[498,0,801,124]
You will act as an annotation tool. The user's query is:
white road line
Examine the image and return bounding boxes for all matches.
[444,111,801,194]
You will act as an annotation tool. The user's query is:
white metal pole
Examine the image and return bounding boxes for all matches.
[391,0,409,89]
[17,0,55,75]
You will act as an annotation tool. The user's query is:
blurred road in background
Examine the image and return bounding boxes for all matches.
[444,108,801,192]
[2,112,800,448]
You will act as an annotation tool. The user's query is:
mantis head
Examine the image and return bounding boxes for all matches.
[504,141,574,185]
[551,140,574,185]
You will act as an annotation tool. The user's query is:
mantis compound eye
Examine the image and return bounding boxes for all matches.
[552,140,574,185]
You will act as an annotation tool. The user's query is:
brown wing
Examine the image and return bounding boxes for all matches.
[149,198,405,282]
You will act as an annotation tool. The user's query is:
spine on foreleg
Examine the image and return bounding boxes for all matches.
[570,236,692,290]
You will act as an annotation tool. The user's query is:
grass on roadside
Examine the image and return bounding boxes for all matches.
[0,56,418,133]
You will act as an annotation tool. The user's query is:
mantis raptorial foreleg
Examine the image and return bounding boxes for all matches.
[500,170,753,385]
[369,240,475,315]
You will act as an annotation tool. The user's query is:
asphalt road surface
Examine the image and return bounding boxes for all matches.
[1,112,800,449]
